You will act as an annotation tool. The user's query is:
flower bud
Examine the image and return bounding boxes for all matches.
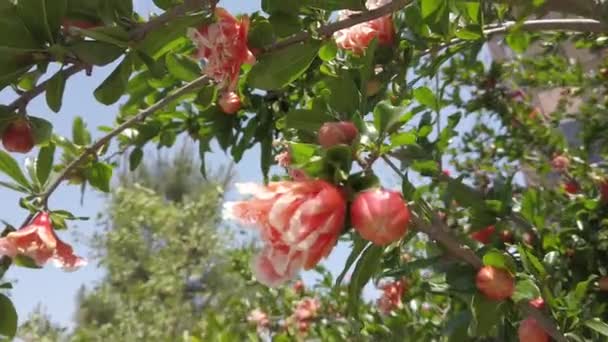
[551,155,569,172]
[475,266,515,301]
[471,226,496,244]
[318,121,358,148]
[2,118,34,153]
[518,317,549,342]
[351,189,410,245]
[219,91,241,114]
[563,180,579,194]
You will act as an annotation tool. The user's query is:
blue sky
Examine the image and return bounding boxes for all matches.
[0,0,376,328]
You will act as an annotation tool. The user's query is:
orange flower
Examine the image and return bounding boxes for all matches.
[334,0,395,54]
[189,8,255,91]
[0,212,86,271]
[224,181,346,286]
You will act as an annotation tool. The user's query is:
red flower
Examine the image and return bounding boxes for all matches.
[351,189,410,245]
[518,317,549,342]
[218,91,241,114]
[2,118,34,154]
[563,180,579,194]
[0,212,86,271]
[275,151,292,168]
[377,279,407,314]
[318,121,359,148]
[293,279,305,294]
[476,266,515,301]
[189,8,255,91]
[334,0,394,54]
[294,297,320,321]
[471,225,496,244]
[529,297,545,309]
[224,181,346,286]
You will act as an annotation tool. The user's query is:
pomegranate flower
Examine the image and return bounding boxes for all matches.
[334,0,395,54]
[471,225,496,244]
[0,212,86,271]
[189,8,255,91]
[351,189,410,245]
[377,279,407,314]
[294,297,321,321]
[247,308,270,328]
[224,180,346,286]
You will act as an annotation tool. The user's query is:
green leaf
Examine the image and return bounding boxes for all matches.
[337,239,368,286]
[348,244,383,314]
[584,319,608,337]
[16,0,56,43]
[72,117,91,146]
[0,293,17,340]
[482,249,516,273]
[0,150,31,189]
[506,30,530,54]
[166,53,201,82]
[286,108,332,133]
[36,143,55,185]
[289,143,318,165]
[86,162,113,192]
[373,101,406,134]
[94,55,133,105]
[470,293,505,336]
[129,148,143,171]
[248,41,321,90]
[421,0,444,19]
[13,254,41,268]
[29,116,53,145]
[319,41,338,62]
[68,41,125,66]
[391,132,417,146]
[413,86,439,111]
[411,159,439,176]
[512,278,541,303]
[46,70,66,112]
[316,75,360,113]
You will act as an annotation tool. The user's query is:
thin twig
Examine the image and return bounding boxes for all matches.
[381,155,567,342]
[39,76,212,206]
[8,64,84,112]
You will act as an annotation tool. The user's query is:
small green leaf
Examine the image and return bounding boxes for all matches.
[373,101,406,134]
[86,162,113,192]
[0,293,17,340]
[286,109,332,133]
[319,41,338,62]
[68,41,125,66]
[248,41,321,90]
[391,132,417,146]
[336,237,368,286]
[72,117,91,146]
[482,249,516,273]
[470,293,505,336]
[421,0,444,19]
[46,70,66,112]
[29,116,53,145]
[348,244,383,314]
[36,143,55,185]
[94,55,133,105]
[0,150,31,190]
[512,278,541,303]
[166,53,200,82]
[584,319,608,337]
[13,254,42,268]
[413,86,439,111]
[129,148,143,171]
[506,30,530,54]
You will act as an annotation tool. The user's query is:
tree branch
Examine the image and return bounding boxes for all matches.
[39,75,212,205]
[262,0,413,52]
[7,64,84,112]
[381,156,567,342]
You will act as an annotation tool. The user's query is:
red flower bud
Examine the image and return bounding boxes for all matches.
[500,229,514,243]
[599,180,608,202]
[518,317,549,342]
[293,280,305,294]
[351,189,410,246]
[476,266,515,301]
[563,180,579,194]
[61,18,100,31]
[318,121,358,148]
[471,226,495,244]
[551,155,569,172]
[529,297,545,310]
[599,276,608,292]
[522,232,535,246]
[219,91,241,114]
[2,118,34,153]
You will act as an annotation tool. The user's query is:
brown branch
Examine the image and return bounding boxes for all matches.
[262,0,413,52]
[381,156,567,342]
[7,64,84,112]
